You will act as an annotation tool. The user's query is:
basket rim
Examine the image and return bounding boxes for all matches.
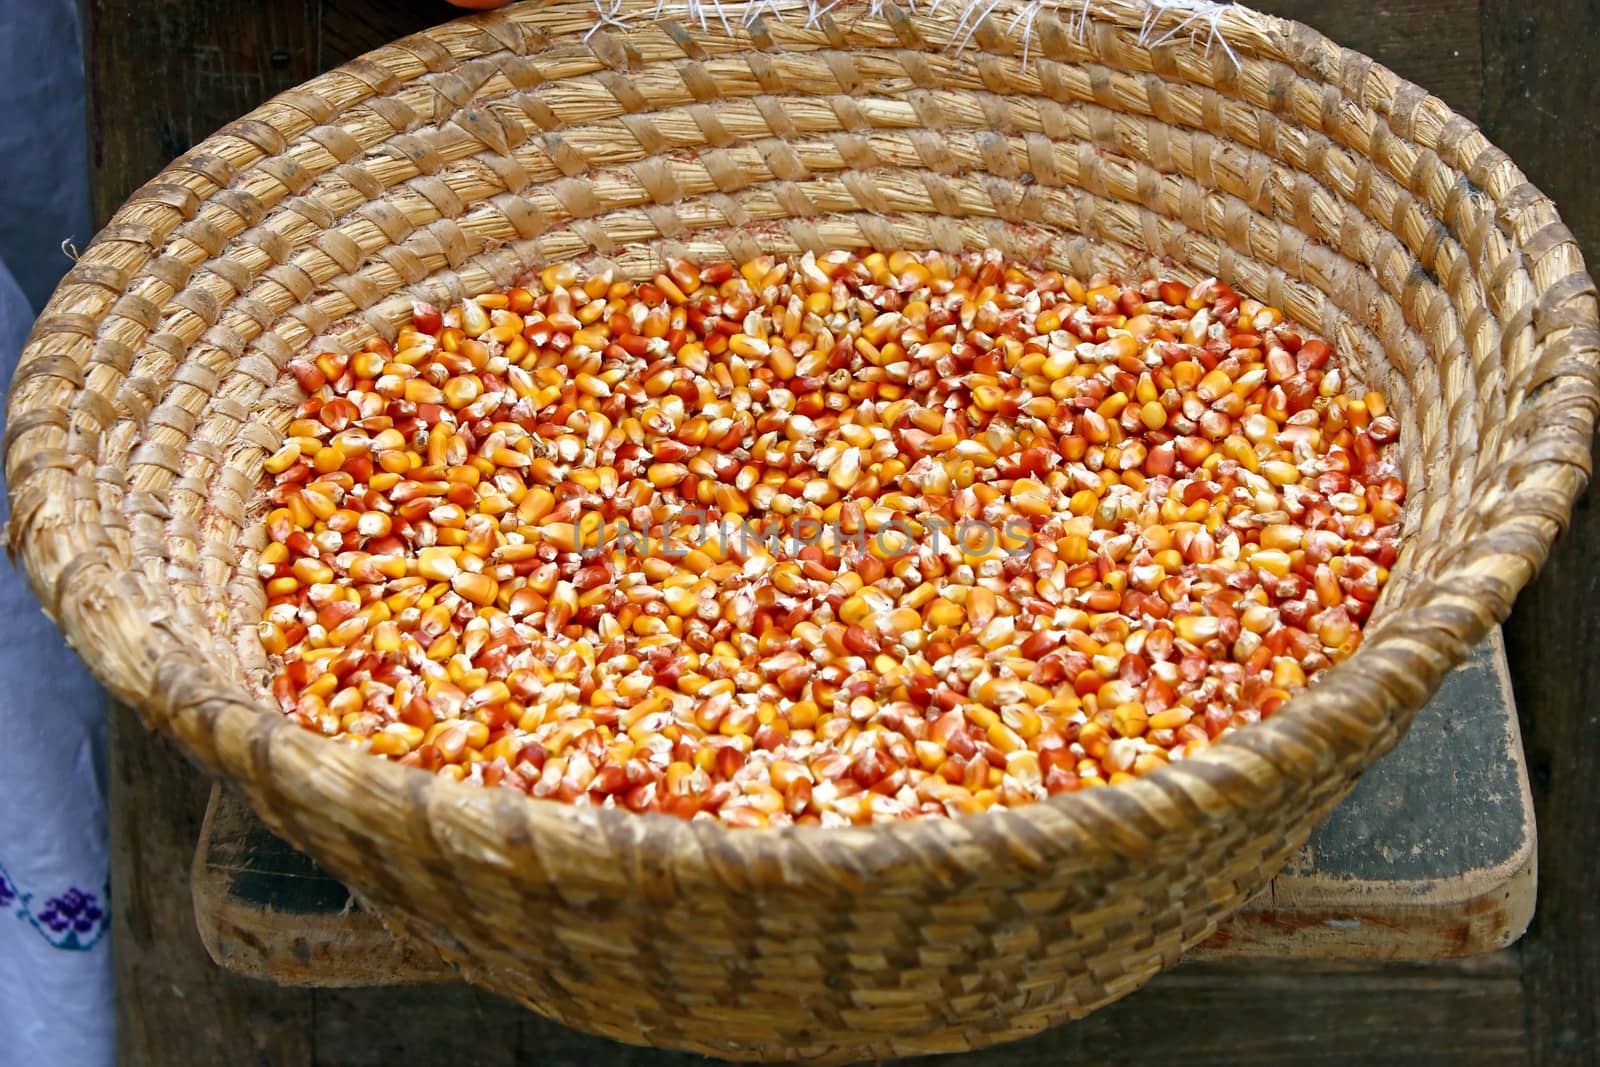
[8,0,1597,887]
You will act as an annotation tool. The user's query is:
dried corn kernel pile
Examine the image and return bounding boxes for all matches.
[258,250,1404,827]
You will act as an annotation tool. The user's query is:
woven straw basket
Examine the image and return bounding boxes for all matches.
[7,0,1597,1060]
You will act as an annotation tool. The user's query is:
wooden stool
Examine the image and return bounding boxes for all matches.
[193,633,1533,989]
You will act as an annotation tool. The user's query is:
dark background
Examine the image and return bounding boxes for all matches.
[88,2,1599,1064]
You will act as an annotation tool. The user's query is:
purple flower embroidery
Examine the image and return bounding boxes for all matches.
[0,860,109,949]
[37,887,104,935]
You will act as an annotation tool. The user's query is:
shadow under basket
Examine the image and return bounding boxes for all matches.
[7,0,1597,1061]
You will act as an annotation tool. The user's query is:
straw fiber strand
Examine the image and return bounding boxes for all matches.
[7,0,1597,1060]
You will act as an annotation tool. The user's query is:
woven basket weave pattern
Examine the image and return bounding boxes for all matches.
[7,0,1596,1059]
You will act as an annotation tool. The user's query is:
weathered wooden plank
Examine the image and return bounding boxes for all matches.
[313,985,525,1066]
[1204,633,1536,960]
[1481,1,1600,253]
[281,954,1533,1066]
[108,703,315,1067]
[192,783,455,988]
[1509,469,1600,1064]
[1502,445,1600,1066]
[317,0,449,68]
[924,956,1530,1066]
[1480,3,1600,1063]
[85,0,318,225]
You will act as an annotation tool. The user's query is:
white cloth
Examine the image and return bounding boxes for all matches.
[0,260,113,1067]
[0,1,113,1063]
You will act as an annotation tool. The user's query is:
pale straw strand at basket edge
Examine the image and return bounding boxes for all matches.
[581,0,1241,69]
